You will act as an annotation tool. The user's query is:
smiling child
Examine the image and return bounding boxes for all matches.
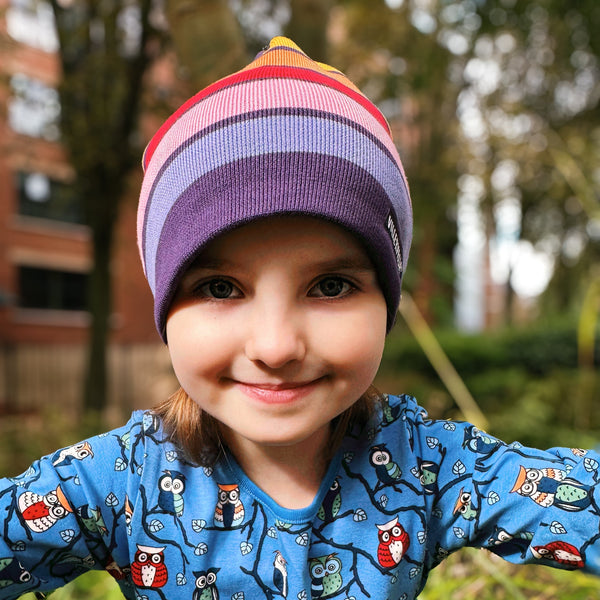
[0,36,599,600]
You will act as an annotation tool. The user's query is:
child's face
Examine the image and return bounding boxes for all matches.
[166,217,387,451]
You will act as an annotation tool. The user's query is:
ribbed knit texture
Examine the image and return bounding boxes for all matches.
[138,36,412,340]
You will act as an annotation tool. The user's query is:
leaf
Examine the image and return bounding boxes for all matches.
[550,521,567,535]
[105,493,119,507]
[194,543,207,556]
[149,519,164,533]
[344,452,355,464]
[73,475,80,486]
[240,541,253,555]
[114,458,127,471]
[11,541,25,552]
[487,491,500,505]
[452,460,466,476]
[60,529,75,543]
[203,467,213,478]
[232,593,245,600]
[432,508,443,519]
[453,527,466,539]
[297,591,307,600]
[176,573,186,586]
[295,533,309,546]
[410,466,420,478]
[443,422,456,431]
[192,519,206,533]
[426,437,439,449]
[417,531,426,544]
[353,509,367,522]
[379,494,388,508]
[165,451,177,463]
[267,526,278,538]
[409,566,421,578]
[584,458,599,472]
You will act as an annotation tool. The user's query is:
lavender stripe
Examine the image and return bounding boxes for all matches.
[143,114,407,291]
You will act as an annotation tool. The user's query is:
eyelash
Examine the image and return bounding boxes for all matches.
[192,276,357,300]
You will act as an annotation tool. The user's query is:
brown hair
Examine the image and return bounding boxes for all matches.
[152,386,381,467]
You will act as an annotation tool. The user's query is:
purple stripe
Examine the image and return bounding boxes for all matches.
[153,153,406,337]
[142,110,408,290]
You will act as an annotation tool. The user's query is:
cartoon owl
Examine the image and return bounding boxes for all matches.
[416,459,439,495]
[453,488,478,521]
[273,551,288,598]
[0,557,32,588]
[532,541,584,568]
[193,568,219,600]
[369,444,402,486]
[511,466,591,511]
[130,545,168,588]
[158,470,186,517]
[380,395,401,425]
[76,504,108,536]
[17,485,72,533]
[531,541,585,569]
[309,553,342,598]
[317,478,341,522]
[376,517,409,568]
[214,484,244,528]
[487,526,533,559]
[52,441,94,467]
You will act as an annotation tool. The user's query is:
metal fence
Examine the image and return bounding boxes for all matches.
[0,343,177,419]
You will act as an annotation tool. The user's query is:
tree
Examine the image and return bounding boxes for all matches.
[49,0,158,413]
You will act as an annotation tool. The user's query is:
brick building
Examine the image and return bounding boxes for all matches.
[0,0,158,346]
[0,0,172,414]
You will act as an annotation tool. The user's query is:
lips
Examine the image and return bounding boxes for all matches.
[232,379,324,405]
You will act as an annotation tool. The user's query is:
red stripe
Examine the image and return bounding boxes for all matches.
[143,65,390,170]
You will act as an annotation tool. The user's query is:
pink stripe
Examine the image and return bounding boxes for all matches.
[137,77,401,249]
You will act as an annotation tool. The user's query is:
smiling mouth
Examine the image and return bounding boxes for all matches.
[232,379,324,404]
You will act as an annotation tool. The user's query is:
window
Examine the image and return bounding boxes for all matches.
[18,266,88,311]
[16,172,84,225]
[6,0,59,52]
[8,74,60,141]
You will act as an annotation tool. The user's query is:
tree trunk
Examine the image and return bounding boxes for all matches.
[285,0,333,60]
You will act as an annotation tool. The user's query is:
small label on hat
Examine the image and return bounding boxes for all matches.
[386,213,403,273]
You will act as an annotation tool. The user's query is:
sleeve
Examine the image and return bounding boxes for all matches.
[403,397,600,574]
[0,411,149,599]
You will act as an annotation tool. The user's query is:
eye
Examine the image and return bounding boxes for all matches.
[309,276,353,298]
[160,477,172,491]
[197,278,241,299]
[151,553,162,564]
[172,479,184,493]
[207,572,216,584]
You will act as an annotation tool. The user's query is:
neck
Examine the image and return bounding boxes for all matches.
[220,425,331,510]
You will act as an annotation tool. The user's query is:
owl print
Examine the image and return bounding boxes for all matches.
[17,485,72,533]
[511,466,591,511]
[531,541,585,568]
[130,544,168,588]
[192,568,220,600]
[317,478,341,522]
[273,551,288,598]
[453,488,478,521]
[52,441,94,467]
[0,557,32,588]
[369,444,402,486]
[214,484,244,529]
[158,470,186,517]
[309,553,342,598]
[376,517,409,568]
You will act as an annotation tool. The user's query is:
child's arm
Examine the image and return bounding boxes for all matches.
[403,397,600,573]
[0,412,147,599]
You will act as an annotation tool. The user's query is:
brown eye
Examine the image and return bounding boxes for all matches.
[311,277,352,298]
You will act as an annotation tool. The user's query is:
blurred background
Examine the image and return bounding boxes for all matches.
[0,0,599,596]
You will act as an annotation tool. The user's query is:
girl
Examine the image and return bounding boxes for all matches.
[1,36,599,600]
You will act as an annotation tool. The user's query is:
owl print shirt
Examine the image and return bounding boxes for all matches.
[1,394,600,599]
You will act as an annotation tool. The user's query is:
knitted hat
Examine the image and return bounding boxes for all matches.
[138,36,412,341]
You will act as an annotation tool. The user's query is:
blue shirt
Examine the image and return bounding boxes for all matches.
[1,394,599,599]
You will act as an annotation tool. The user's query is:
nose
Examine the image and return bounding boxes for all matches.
[244,297,306,369]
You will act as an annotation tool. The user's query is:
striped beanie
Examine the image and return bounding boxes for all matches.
[138,36,412,341]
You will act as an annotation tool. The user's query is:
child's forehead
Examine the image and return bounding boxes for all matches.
[188,215,375,269]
